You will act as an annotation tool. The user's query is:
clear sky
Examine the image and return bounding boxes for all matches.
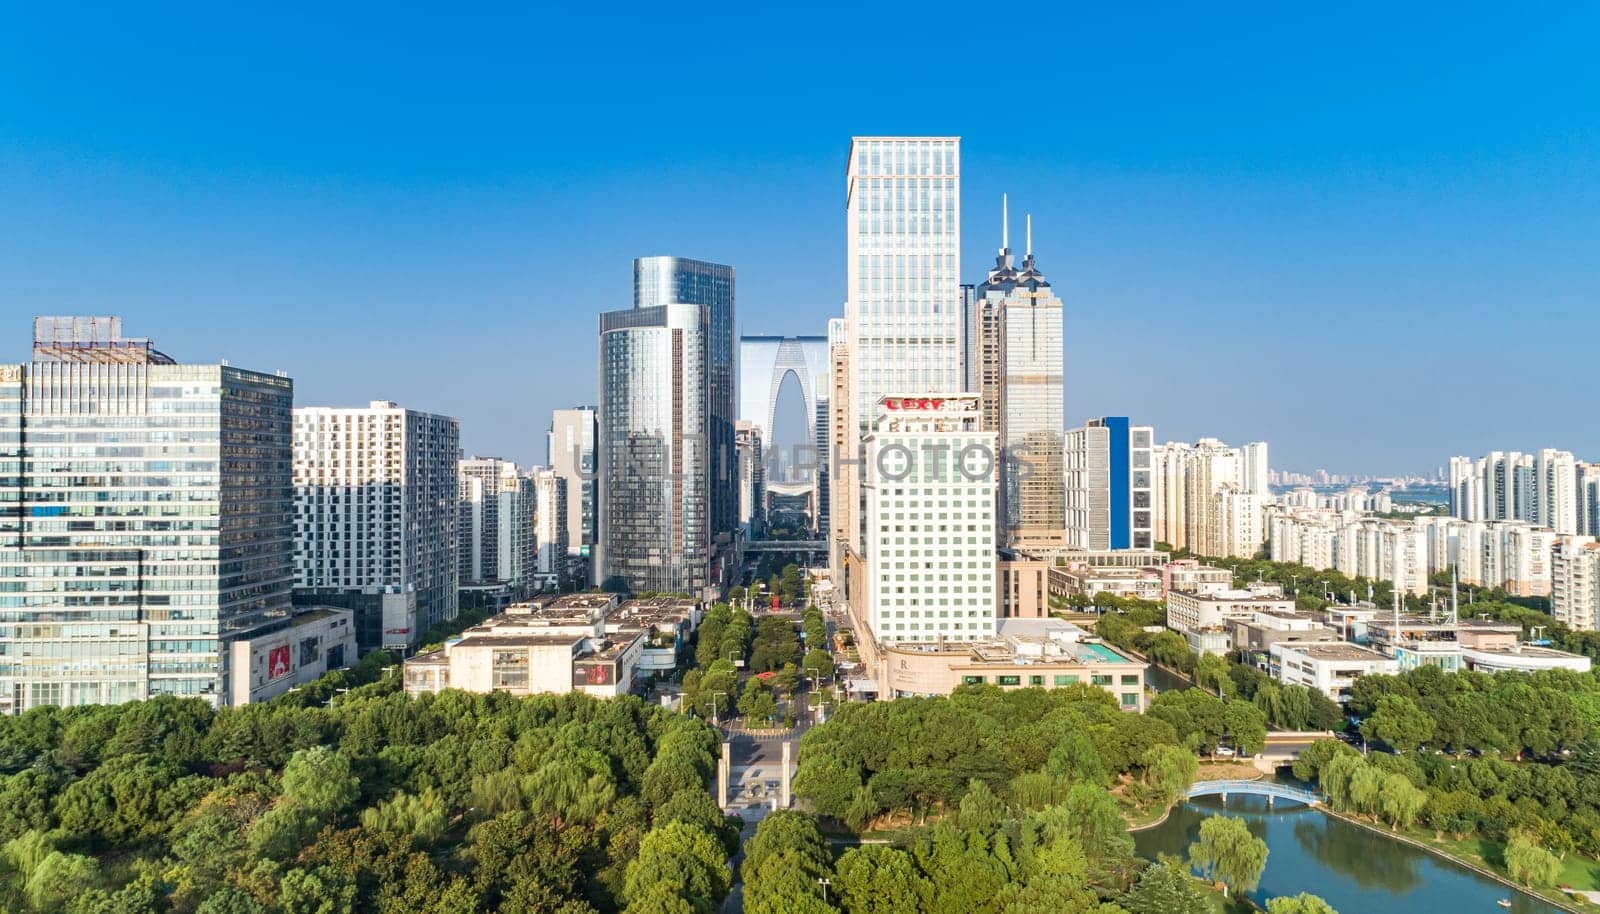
[3,3,1596,475]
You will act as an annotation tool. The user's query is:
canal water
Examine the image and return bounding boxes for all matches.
[1134,795,1566,914]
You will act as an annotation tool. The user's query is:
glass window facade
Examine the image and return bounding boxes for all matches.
[0,344,294,711]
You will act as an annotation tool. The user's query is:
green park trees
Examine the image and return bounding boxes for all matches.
[1505,829,1563,888]
[0,680,731,914]
[1188,814,1268,898]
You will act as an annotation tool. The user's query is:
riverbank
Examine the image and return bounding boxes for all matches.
[1318,806,1592,914]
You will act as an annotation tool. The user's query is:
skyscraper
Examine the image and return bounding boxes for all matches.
[970,198,1065,548]
[1,317,294,711]
[634,256,737,560]
[292,401,459,652]
[841,137,962,565]
[597,301,715,596]
[1449,448,1579,534]
[547,407,598,557]
[1064,418,1154,551]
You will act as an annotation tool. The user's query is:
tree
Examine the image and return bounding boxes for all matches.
[1361,695,1434,752]
[1266,893,1339,914]
[834,845,929,914]
[1505,830,1562,887]
[1141,744,1199,807]
[282,746,360,818]
[1377,773,1427,829]
[1188,815,1268,898]
[1223,701,1268,757]
[1121,856,1210,914]
[623,822,730,914]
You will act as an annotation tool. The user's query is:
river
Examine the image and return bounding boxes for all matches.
[1134,795,1566,914]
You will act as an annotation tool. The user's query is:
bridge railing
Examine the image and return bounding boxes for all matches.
[1185,779,1322,804]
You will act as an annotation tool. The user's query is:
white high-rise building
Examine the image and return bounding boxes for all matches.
[1580,463,1600,537]
[532,468,568,578]
[863,394,996,645]
[547,407,597,557]
[842,137,962,563]
[1151,437,1266,558]
[1241,442,1271,497]
[293,401,459,652]
[1553,537,1600,631]
[1534,448,1579,535]
[458,457,533,590]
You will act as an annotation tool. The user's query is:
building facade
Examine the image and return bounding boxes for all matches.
[862,394,996,645]
[292,401,460,653]
[969,201,1065,549]
[458,457,533,590]
[1451,449,1581,535]
[547,407,598,558]
[842,137,963,565]
[1065,417,1154,551]
[597,301,715,597]
[1554,537,1600,631]
[532,468,567,579]
[1,317,295,712]
[634,257,738,560]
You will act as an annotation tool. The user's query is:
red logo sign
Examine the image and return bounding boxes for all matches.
[885,398,945,411]
[267,645,291,680]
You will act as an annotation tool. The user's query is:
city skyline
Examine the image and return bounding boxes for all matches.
[4,7,1598,473]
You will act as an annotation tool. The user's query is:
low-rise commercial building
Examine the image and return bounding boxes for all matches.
[1167,588,1295,647]
[1050,564,1163,602]
[1270,642,1398,703]
[1162,559,1233,597]
[1226,610,1342,666]
[609,598,703,678]
[228,609,358,705]
[875,618,1148,710]
[401,593,641,699]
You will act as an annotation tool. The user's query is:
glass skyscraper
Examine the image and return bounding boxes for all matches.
[634,256,737,556]
[971,205,1066,547]
[597,301,714,597]
[843,137,962,559]
[0,317,294,712]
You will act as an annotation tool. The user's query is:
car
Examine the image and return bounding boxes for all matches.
[1215,746,1236,757]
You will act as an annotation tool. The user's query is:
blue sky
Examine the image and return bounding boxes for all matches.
[2,3,1596,474]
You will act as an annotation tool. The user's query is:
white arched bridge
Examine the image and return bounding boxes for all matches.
[1186,780,1322,806]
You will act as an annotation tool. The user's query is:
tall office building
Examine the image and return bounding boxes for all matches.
[1064,418,1154,551]
[862,394,996,644]
[292,401,459,653]
[597,300,715,596]
[531,468,568,578]
[842,137,963,565]
[0,317,294,711]
[827,318,852,566]
[735,421,765,537]
[969,199,1065,547]
[547,407,598,557]
[634,257,737,563]
[458,457,533,589]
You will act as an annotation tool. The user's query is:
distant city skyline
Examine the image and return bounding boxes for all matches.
[3,6,1596,473]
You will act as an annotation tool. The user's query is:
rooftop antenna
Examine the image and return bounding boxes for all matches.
[1026,213,1033,256]
[1001,194,1009,252]
[1393,588,1402,650]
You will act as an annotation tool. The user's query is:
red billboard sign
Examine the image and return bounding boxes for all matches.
[884,397,945,412]
[267,645,291,681]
